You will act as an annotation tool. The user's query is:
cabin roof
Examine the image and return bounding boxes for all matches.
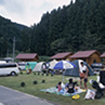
[50,52,73,59]
[70,50,100,58]
[15,53,38,59]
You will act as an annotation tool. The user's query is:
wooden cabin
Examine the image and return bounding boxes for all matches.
[15,53,39,62]
[50,52,73,61]
[70,50,101,66]
[100,53,105,64]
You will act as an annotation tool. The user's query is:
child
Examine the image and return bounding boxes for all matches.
[56,82,62,92]
[83,70,88,90]
[75,84,81,92]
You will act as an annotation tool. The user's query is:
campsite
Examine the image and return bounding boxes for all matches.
[0,51,105,105]
[0,72,105,105]
[0,52,105,105]
[1,0,105,105]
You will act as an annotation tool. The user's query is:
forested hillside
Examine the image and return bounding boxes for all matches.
[1,0,105,57]
[29,0,105,55]
[0,16,29,57]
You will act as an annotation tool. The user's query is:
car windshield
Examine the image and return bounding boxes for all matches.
[18,62,26,66]
[91,63,103,68]
[18,64,25,66]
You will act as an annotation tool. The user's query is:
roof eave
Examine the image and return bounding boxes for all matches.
[70,56,88,59]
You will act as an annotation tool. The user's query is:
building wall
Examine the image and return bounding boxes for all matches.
[88,52,101,65]
[67,53,73,61]
[20,57,38,62]
[70,58,87,61]
[104,59,105,65]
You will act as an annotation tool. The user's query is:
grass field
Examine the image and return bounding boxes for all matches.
[0,73,105,105]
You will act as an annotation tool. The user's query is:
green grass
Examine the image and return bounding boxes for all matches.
[0,73,105,105]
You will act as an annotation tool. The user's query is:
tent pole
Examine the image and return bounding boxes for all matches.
[62,69,65,82]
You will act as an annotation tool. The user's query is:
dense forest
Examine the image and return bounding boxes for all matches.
[0,0,105,57]
[0,16,29,57]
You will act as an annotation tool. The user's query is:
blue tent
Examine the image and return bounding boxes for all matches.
[64,60,94,77]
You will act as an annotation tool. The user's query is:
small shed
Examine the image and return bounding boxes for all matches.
[50,52,73,61]
[15,53,39,62]
[70,50,101,66]
[100,53,105,64]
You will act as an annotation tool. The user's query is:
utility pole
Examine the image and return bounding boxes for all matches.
[13,37,15,62]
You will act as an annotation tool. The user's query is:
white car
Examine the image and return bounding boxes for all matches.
[0,61,6,64]
[18,62,26,70]
[0,63,20,76]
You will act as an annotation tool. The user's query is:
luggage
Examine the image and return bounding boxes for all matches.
[100,71,105,85]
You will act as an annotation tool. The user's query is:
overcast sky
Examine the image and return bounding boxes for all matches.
[0,0,75,26]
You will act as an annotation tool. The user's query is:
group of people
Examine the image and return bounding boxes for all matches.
[57,62,89,94]
[57,78,80,94]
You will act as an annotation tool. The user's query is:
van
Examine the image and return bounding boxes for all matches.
[91,63,103,74]
[0,61,6,64]
[0,63,20,76]
[18,62,26,70]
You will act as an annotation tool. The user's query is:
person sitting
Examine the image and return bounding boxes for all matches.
[66,78,77,93]
[56,82,62,92]
[75,84,81,92]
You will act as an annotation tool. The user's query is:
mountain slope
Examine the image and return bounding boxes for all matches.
[0,15,29,57]
[1,0,105,57]
[30,0,105,55]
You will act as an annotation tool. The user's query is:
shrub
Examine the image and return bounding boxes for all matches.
[33,81,38,85]
[20,82,25,87]
[42,80,45,83]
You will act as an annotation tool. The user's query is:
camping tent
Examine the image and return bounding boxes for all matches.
[33,62,46,72]
[64,60,94,77]
[25,62,37,71]
[49,59,58,69]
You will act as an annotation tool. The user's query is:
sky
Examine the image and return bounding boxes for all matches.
[0,0,75,26]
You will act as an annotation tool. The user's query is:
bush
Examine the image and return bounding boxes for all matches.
[20,82,25,87]
[33,81,38,85]
[42,80,45,83]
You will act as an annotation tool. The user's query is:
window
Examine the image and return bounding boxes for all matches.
[93,60,96,63]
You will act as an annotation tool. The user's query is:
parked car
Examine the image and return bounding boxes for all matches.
[0,63,20,76]
[91,63,103,74]
[18,62,26,70]
[0,60,6,64]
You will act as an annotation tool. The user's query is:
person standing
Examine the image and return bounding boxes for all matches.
[79,62,89,89]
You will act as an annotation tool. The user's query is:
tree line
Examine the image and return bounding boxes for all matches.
[0,0,105,57]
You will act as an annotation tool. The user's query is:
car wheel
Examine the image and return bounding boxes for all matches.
[11,71,17,76]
